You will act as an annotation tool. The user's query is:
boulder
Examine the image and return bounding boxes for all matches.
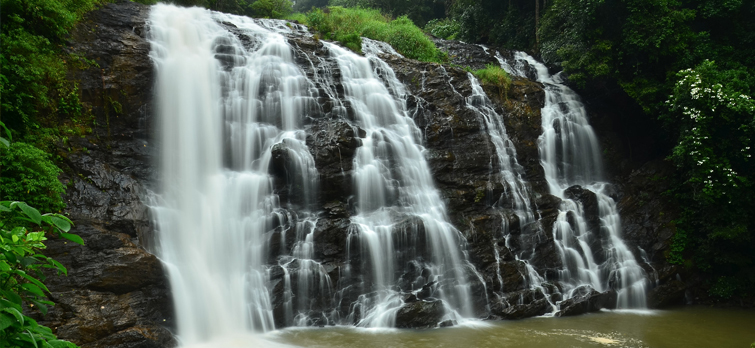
[648,280,687,308]
[556,286,617,317]
[394,300,446,328]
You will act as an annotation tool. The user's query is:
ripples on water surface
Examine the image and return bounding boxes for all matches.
[265,307,755,348]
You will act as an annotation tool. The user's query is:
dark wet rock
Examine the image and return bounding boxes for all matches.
[648,279,687,308]
[438,319,456,327]
[617,160,679,264]
[306,118,360,204]
[394,300,446,328]
[44,1,174,347]
[556,286,617,317]
[432,38,498,71]
[564,185,600,235]
[489,287,563,320]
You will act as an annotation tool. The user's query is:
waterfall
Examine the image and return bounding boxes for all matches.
[498,51,648,308]
[325,41,476,327]
[148,3,480,337]
[148,4,319,344]
[462,72,559,311]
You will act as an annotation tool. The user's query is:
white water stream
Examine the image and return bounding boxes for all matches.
[326,41,475,327]
[498,52,648,308]
[149,5,319,345]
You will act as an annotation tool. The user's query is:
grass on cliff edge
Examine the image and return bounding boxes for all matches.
[470,64,511,99]
[289,7,446,63]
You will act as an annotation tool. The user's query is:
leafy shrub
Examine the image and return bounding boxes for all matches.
[0,142,65,214]
[301,7,446,62]
[251,0,293,18]
[0,201,83,348]
[424,18,459,40]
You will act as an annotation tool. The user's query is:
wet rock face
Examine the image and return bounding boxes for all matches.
[44,1,174,347]
[564,185,600,235]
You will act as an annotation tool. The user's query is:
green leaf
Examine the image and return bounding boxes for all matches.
[2,307,24,326]
[59,233,84,246]
[21,283,45,297]
[1,291,24,307]
[48,216,71,232]
[18,203,42,225]
[0,137,9,149]
[18,272,50,293]
[0,312,14,330]
[48,340,78,348]
[30,299,48,316]
[0,261,10,272]
[46,258,67,276]
[26,329,40,348]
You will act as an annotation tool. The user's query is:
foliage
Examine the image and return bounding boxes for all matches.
[663,60,755,298]
[0,142,66,215]
[292,0,327,12]
[448,0,538,50]
[0,0,107,136]
[0,200,82,348]
[424,18,459,40]
[301,7,446,62]
[327,0,445,27]
[250,0,292,18]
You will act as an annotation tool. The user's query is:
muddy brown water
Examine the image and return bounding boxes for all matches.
[263,307,755,348]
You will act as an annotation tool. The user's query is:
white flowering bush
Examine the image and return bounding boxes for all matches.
[664,60,754,298]
[667,60,754,203]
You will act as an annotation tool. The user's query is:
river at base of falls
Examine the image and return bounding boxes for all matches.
[262,307,755,348]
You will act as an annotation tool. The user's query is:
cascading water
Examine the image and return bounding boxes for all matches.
[498,51,648,308]
[149,3,481,337]
[325,41,477,327]
[149,4,320,345]
[462,72,558,310]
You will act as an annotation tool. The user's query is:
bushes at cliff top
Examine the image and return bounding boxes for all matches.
[298,7,446,63]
